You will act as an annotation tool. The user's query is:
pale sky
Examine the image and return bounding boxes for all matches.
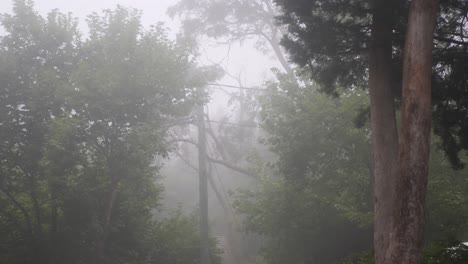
[1,0,178,29]
[0,0,277,83]
[0,0,280,115]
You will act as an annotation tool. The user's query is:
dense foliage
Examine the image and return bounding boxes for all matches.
[273,0,468,168]
[234,72,468,263]
[0,1,219,263]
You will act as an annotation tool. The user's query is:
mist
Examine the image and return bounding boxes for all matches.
[0,0,467,264]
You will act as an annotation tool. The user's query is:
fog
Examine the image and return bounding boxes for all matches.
[0,1,467,264]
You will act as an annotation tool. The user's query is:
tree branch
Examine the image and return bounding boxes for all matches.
[0,187,33,237]
[206,157,253,178]
[170,138,254,178]
[174,151,230,213]
[434,35,468,46]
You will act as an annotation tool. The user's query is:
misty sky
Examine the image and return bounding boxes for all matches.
[0,0,281,116]
[1,0,177,29]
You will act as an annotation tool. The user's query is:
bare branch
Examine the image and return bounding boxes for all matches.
[206,158,254,178]
[170,138,254,178]
[174,151,230,213]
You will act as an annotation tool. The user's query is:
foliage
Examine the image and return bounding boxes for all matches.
[151,211,223,264]
[273,0,468,167]
[169,0,279,48]
[170,0,293,75]
[0,1,219,263]
[423,239,468,264]
[235,72,468,263]
[339,252,374,264]
[234,73,373,264]
[340,240,468,264]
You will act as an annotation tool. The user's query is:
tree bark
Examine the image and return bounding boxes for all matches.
[197,104,211,264]
[388,0,439,263]
[369,1,400,263]
[91,175,119,264]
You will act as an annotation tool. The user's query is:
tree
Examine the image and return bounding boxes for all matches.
[234,74,373,263]
[367,2,400,262]
[273,0,466,262]
[168,1,293,262]
[0,2,80,262]
[169,0,292,74]
[390,0,440,262]
[0,1,220,263]
[73,7,200,262]
[234,71,468,264]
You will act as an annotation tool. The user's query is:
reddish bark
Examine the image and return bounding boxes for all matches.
[388,0,439,263]
[368,1,400,263]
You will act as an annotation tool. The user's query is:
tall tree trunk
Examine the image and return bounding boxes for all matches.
[197,104,211,264]
[388,0,439,263]
[28,171,48,264]
[264,0,293,75]
[91,176,119,264]
[49,190,59,264]
[368,1,400,264]
[267,32,293,74]
[29,172,43,235]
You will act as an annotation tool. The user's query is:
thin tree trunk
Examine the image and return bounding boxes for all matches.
[25,170,43,235]
[197,104,211,264]
[388,0,439,263]
[263,1,293,75]
[368,1,400,263]
[268,34,293,74]
[49,190,59,264]
[91,176,119,264]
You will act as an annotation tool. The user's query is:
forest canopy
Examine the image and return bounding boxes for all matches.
[0,1,220,263]
[0,0,467,264]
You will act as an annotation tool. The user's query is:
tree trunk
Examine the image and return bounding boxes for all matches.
[48,190,59,264]
[388,0,439,263]
[268,32,293,74]
[197,104,211,264]
[368,1,400,263]
[29,173,43,235]
[91,176,119,264]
